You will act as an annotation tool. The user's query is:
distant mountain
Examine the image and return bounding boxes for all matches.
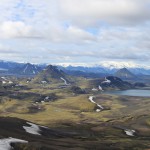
[33,65,70,84]
[57,66,112,79]
[10,63,42,75]
[114,68,136,79]
[1,60,150,76]
[57,62,150,75]
[129,68,150,75]
[59,69,108,78]
[59,65,108,74]
[0,60,23,71]
[56,61,140,68]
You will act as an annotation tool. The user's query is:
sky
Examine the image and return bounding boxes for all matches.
[0,0,150,66]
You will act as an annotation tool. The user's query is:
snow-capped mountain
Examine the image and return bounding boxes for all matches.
[55,61,150,69]
[57,61,150,75]
[99,61,146,69]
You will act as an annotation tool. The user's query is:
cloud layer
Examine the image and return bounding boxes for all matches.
[0,0,150,65]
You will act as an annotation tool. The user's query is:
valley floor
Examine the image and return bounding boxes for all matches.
[0,82,150,149]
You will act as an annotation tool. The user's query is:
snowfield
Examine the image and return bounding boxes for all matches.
[0,137,28,150]
[23,122,41,135]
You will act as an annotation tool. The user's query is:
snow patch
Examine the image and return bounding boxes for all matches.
[97,104,104,109]
[41,81,47,84]
[1,77,8,81]
[23,65,28,73]
[98,85,103,91]
[44,96,49,100]
[89,96,96,104]
[2,81,6,84]
[0,137,28,150]
[96,109,101,112]
[89,96,104,112]
[124,129,135,136]
[101,77,111,84]
[60,77,69,85]
[23,122,41,135]
[8,81,13,84]
[92,88,98,91]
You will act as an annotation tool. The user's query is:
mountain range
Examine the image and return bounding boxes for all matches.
[59,65,150,76]
[1,60,150,76]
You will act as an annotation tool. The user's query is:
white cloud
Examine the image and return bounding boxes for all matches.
[0,21,34,39]
[66,26,96,42]
[0,0,150,65]
[58,0,150,26]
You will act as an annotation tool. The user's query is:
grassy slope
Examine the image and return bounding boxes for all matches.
[0,94,97,126]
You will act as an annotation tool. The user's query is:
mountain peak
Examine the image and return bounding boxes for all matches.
[33,64,70,84]
[46,65,58,71]
[115,68,136,79]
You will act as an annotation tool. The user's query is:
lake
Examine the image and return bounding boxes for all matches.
[105,89,150,97]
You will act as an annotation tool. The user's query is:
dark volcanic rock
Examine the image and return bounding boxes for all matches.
[101,76,133,90]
